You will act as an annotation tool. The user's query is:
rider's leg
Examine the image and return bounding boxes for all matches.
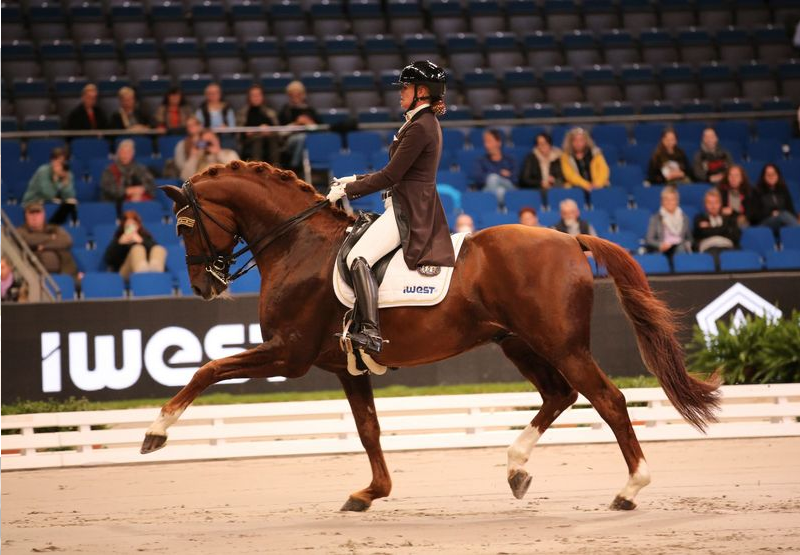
[344,205,401,354]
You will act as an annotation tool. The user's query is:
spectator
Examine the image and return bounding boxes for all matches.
[693,189,741,269]
[180,129,239,181]
[237,84,281,164]
[196,82,236,149]
[646,186,692,258]
[16,201,78,277]
[172,116,204,177]
[520,132,563,191]
[553,199,596,236]
[66,83,108,131]
[454,213,475,233]
[518,206,539,227]
[1,256,26,302]
[560,127,610,193]
[647,128,692,185]
[109,86,152,131]
[103,210,167,279]
[472,129,519,203]
[751,163,800,234]
[278,80,321,171]
[692,127,733,184]
[718,164,754,227]
[100,139,156,206]
[22,147,78,224]
[155,87,194,132]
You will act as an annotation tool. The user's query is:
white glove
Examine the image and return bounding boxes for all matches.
[326,183,347,203]
[332,174,357,187]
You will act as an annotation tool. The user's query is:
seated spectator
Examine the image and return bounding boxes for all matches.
[172,116,203,177]
[647,128,692,185]
[66,83,108,131]
[237,84,281,165]
[104,210,167,280]
[180,129,239,181]
[692,127,733,184]
[718,164,754,227]
[109,86,152,131]
[518,206,539,227]
[472,129,519,203]
[553,199,596,236]
[560,127,610,192]
[520,132,563,192]
[278,80,321,171]
[196,82,236,149]
[22,147,78,224]
[751,163,799,234]
[16,201,78,278]
[100,139,156,206]
[694,189,740,269]
[454,213,475,233]
[646,186,692,258]
[155,87,194,132]
[1,256,26,302]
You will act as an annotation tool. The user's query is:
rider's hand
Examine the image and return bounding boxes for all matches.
[332,175,357,187]
[327,183,347,203]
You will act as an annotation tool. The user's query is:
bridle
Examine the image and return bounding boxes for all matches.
[177,180,330,285]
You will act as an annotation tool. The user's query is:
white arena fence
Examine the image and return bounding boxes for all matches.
[1,384,798,471]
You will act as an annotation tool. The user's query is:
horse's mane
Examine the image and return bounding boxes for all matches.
[191,160,353,222]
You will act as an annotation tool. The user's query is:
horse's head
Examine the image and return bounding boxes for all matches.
[162,181,240,300]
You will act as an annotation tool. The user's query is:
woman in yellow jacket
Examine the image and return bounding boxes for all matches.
[560,127,610,192]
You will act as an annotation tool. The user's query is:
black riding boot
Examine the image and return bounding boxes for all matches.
[348,257,384,354]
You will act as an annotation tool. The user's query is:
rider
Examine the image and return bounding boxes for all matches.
[327,60,456,354]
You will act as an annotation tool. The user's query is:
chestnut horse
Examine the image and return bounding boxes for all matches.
[142,161,719,512]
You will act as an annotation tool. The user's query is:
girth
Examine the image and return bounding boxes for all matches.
[336,211,400,288]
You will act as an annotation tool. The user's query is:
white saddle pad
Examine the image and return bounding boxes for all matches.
[333,232,469,309]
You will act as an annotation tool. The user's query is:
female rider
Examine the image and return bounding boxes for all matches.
[326,60,456,355]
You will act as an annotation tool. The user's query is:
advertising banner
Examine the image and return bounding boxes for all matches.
[2,273,798,403]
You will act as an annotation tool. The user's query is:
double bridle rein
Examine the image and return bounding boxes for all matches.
[177,180,330,285]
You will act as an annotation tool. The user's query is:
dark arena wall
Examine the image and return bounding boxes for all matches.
[3,272,798,403]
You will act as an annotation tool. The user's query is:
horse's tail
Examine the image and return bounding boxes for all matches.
[575,234,720,432]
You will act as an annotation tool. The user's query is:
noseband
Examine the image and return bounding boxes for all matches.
[178,180,330,285]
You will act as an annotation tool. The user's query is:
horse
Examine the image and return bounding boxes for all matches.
[141,161,720,512]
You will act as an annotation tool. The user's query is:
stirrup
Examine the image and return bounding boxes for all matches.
[417,264,440,277]
[347,329,384,355]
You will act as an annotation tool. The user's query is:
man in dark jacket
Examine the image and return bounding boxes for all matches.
[694,188,741,269]
[553,199,597,237]
[16,201,78,277]
[66,83,108,131]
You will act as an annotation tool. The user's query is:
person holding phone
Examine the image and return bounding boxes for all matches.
[179,129,239,180]
[22,147,78,224]
[103,210,167,279]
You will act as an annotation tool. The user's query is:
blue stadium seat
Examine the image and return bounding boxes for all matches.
[633,123,666,147]
[547,188,586,210]
[157,135,183,160]
[719,98,754,113]
[470,0,507,39]
[438,170,469,192]
[714,120,751,146]
[504,66,539,107]
[779,227,800,250]
[456,149,484,178]
[72,249,105,273]
[562,102,595,118]
[520,103,557,119]
[614,208,651,238]
[537,211,560,227]
[602,230,640,253]
[632,186,662,213]
[91,223,118,253]
[461,191,499,217]
[340,71,379,111]
[176,272,195,296]
[740,226,777,256]
[305,133,343,170]
[348,0,384,39]
[82,272,126,299]
[47,274,76,300]
[591,124,628,149]
[612,164,647,192]
[541,65,582,104]
[672,122,706,148]
[524,31,562,67]
[479,212,517,228]
[634,253,671,275]
[330,153,369,178]
[78,203,118,230]
[357,106,393,124]
[165,244,187,278]
[673,253,715,273]
[747,140,783,163]
[755,120,792,144]
[483,104,518,120]
[591,187,629,216]
[583,209,611,235]
[130,272,174,297]
[65,226,89,250]
[678,183,712,211]
[317,108,351,127]
[346,131,385,155]
[371,150,390,170]
[269,0,307,40]
[601,101,635,116]
[71,138,110,161]
[504,190,544,214]
[719,250,763,272]
[462,68,503,112]
[699,61,738,99]
[244,37,281,76]
[146,222,179,248]
[442,128,467,153]
[192,2,229,40]
[229,271,261,294]
[600,28,637,69]
[765,250,800,270]
[24,116,62,132]
[446,33,483,79]
[27,139,66,166]
[510,126,544,149]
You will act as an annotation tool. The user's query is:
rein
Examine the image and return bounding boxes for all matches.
[178,180,330,285]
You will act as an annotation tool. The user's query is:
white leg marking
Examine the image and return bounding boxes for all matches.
[618,458,651,501]
[507,424,541,478]
[146,408,185,436]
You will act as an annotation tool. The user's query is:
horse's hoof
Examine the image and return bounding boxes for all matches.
[340,497,371,512]
[140,433,167,454]
[610,495,637,511]
[509,470,532,500]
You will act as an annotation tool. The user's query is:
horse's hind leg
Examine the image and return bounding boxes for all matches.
[551,350,651,510]
[337,372,391,512]
[499,336,578,500]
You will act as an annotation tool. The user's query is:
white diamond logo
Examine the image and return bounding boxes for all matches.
[696,283,782,337]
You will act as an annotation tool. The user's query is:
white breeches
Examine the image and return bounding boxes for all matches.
[347,203,402,267]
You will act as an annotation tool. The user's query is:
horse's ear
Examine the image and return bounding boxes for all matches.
[160,185,187,208]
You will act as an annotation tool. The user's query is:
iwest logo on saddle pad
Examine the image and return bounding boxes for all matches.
[333,232,468,309]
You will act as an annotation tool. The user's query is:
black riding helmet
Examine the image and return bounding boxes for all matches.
[396,60,447,112]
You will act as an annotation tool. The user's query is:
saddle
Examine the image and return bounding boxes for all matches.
[336,212,400,288]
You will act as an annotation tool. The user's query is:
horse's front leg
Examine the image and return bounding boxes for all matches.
[141,338,310,454]
[338,372,392,512]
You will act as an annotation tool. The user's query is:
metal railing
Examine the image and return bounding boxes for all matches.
[0,209,61,302]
